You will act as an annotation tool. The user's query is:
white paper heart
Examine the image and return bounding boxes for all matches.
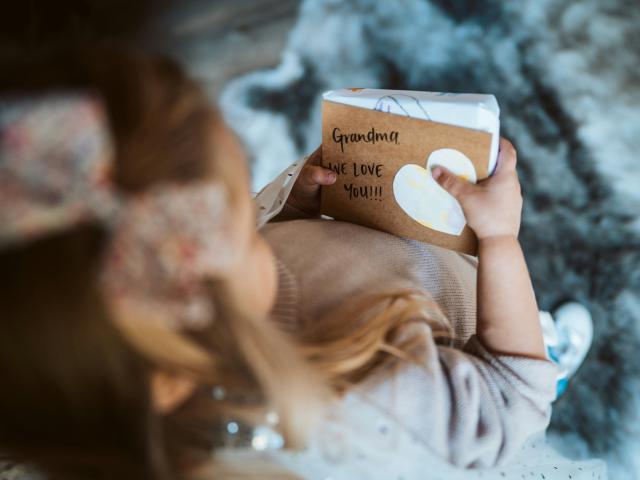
[392,148,477,236]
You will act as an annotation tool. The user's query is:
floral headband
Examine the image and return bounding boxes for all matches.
[0,92,233,330]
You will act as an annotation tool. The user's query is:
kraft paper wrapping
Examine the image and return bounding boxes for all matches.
[320,89,500,256]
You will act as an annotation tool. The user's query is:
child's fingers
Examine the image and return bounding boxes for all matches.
[301,165,337,187]
[432,166,475,203]
[293,166,336,201]
[314,166,337,185]
[494,138,517,175]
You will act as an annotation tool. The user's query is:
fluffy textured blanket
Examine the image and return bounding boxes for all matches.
[220,1,640,478]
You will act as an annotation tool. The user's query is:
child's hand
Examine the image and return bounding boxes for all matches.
[287,146,337,216]
[431,138,522,241]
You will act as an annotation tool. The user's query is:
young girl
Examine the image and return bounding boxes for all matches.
[0,48,602,480]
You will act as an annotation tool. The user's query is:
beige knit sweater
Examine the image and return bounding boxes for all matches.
[262,217,558,469]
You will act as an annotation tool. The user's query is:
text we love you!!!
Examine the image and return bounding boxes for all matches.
[328,126,401,202]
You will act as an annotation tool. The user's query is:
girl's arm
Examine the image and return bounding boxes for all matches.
[253,148,335,228]
[477,235,546,359]
[433,138,546,359]
[382,140,555,467]
[275,146,335,220]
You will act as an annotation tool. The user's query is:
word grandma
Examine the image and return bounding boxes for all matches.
[332,126,399,153]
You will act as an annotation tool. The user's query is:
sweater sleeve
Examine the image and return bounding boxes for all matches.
[253,156,312,228]
[359,327,558,469]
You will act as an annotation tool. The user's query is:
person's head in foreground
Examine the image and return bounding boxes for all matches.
[0,48,457,479]
[0,46,310,479]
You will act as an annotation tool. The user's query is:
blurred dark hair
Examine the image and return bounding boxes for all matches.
[0,46,324,480]
[0,48,218,480]
[0,0,157,57]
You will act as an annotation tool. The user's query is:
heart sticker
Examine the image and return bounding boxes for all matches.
[392,148,477,236]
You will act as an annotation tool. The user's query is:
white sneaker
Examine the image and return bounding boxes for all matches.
[539,302,594,397]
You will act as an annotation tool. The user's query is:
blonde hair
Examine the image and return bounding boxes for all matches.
[298,289,454,392]
[124,287,453,478]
